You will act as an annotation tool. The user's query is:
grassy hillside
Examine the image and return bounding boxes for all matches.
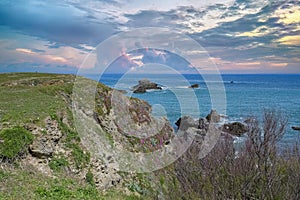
[0,73,73,125]
[0,73,156,199]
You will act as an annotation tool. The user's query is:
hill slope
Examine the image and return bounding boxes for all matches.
[0,73,177,199]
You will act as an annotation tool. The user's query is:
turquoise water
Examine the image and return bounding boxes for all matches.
[87,74,300,145]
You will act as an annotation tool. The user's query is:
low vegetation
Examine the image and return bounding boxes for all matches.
[1,73,299,199]
[174,110,300,199]
[0,126,34,160]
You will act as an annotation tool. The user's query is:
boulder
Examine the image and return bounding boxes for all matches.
[189,83,199,88]
[222,122,248,136]
[206,110,221,123]
[175,116,198,131]
[132,79,162,93]
[29,138,54,158]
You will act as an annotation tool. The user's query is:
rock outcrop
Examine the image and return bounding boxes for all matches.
[222,122,248,136]
[206,110,221,123]
[132,79,162,93]
[175,116,199,131]
[189,83,199,88]
[28,117,63,158]
[292,126,300,131]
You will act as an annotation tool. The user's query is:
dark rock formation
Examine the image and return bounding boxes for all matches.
[222,122,248,136]
[292,126,300,131]
[175,118,181,127]
[132,79,162,93]
[189,83,199,88]
[198,118,209,130]
[206,110,221,123]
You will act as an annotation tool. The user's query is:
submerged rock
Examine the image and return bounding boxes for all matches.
[132,79,162,93]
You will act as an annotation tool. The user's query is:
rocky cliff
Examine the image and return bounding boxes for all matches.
[0,73,180,199]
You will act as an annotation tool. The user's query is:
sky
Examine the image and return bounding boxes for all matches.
[0,0,299,74]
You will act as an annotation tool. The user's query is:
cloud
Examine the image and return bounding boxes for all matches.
[16,48,35,54]
[210,57,290,73]
[277,35,300,46]
[0,0,299,74]
[273,5,300,25]
[0,0,118,47]
[236,26,279,37]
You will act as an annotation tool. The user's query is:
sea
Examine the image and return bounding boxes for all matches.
[85,73,300,146]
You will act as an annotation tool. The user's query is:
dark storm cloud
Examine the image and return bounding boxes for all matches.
[0,0,118,47]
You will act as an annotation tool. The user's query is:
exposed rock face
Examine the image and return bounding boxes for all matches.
[189,84,199,88]
[206,110,221,123]
[175,116,199,131]
[175,115,221,161]
[222,122,248,136]
[198,118,209,130]
[132,79,162,93]
[91,157,122,190]
[176,116,209,132]
[29,117,63,158]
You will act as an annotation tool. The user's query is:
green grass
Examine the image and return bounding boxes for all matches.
[50,113,90,170]
[68,143,90,169]
[0,169,142,200]
[0,73,160,200]
[49,156,69,173]
[0,126,34,159]
[0,73,76,126]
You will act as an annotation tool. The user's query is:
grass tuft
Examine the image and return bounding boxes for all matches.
[0,126,34,159]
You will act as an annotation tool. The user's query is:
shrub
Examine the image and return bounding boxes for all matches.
[85,170,95,186]
[0,126,34,159]
[49,156,69,173]
[68,143,90,169]
[174,110,300,199]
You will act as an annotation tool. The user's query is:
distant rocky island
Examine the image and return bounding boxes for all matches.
[132,79,200,93]
[132,79,162,93]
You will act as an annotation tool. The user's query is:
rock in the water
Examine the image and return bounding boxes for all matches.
[222,122,248,136]
[292,126,300,131]
[189,83,199,88]
[132,86,146,93]
[206,110,221,123]
[132,79,162,93]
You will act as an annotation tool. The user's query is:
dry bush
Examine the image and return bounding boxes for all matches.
[174,110,300,199]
